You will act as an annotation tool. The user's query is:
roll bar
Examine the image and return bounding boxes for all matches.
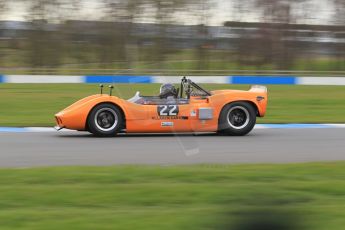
[180,76,211,99]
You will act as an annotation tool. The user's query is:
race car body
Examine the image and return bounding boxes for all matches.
[55,77,267,136]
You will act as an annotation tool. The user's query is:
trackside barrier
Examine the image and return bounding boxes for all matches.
[1,75,345,85]
[230,76,296,85]
[85,75,152,83]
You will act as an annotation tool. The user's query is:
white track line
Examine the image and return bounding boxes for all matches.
[1,124,345,133]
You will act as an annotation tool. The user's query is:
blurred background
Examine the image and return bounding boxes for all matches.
[0,0,344,75]
[0,2,345,229]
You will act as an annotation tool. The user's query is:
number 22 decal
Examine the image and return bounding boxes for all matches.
[157,105,179,116]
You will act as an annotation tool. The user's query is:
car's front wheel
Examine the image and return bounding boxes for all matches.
[218,102,256,136]
[87,103,124,137]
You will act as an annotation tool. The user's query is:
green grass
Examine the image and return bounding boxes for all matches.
[2,45,345,72]
[0,163,345,229]
[0,84,345,126]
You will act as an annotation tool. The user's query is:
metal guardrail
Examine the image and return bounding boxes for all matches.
[0,68,345,76]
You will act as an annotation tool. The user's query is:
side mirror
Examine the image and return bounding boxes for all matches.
[99,84,104,95]
[109,85,114,96]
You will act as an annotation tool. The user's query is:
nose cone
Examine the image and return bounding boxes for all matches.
[55,111,65,129]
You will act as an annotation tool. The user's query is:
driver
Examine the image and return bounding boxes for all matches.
[159,83,178,99]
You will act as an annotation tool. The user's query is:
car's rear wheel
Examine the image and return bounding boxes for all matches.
[218,102,256,136]
[87,103,124,137]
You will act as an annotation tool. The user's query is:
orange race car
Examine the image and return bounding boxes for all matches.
[55,77,267,136]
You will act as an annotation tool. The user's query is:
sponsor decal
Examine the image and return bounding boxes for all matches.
[152,116,187,120]
[190,109,197,117]
[161,122,174,127]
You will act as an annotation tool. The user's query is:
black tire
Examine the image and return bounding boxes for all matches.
[87,103,124,137]
[218,102,256,136]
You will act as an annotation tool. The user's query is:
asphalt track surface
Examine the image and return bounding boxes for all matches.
[1,128,345,167]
